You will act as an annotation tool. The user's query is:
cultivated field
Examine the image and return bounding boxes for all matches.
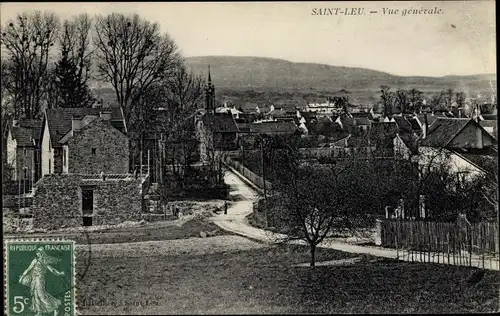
[76,236,500,315]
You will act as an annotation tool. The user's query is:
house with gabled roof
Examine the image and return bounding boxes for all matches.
[4,118,42,184]
[195,112,239,161]
[29,107,151,230]
[418,117,497,179]
[479,120,497,140]
[40,108,127,176]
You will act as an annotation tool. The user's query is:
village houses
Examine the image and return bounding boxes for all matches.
[4,119,42,186]
[418,116,497,180]
[30,107,149,229]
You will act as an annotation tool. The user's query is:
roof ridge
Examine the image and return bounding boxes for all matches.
[443,118,474,147]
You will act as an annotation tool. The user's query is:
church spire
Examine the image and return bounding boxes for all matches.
[205,64,215,114]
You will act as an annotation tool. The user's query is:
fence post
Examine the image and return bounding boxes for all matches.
[396,219,400,260]
[469,224,472,267]
[418,221,421,263]
[375,219,383,246]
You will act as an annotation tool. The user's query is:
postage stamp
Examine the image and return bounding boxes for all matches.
[4,239,76,316]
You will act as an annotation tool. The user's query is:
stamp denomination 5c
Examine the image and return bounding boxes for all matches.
[4,240,76,316]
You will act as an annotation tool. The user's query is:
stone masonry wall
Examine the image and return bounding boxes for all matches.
[92,179,144,226]
[32,175,82,229]
[32,174,146,230]
[68,118,129,174]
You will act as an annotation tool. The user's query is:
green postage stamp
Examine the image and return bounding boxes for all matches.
[4,239,76,316]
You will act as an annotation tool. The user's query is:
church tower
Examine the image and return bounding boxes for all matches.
[204,65,216,114]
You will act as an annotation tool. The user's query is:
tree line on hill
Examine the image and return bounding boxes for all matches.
[220,85,491,117]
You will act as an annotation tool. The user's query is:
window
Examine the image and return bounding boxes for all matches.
[63,148,66,167]
[91,148,96,155]
[23,167,27,180]
[48,159,51,174]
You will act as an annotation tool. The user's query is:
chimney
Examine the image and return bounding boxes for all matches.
[72,116,82,134]
[422,113,428,139]
[476,125,483,149]
[100,110,112,121]
[473,104,480,122]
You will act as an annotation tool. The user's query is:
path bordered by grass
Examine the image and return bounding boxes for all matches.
[77,238,500,315]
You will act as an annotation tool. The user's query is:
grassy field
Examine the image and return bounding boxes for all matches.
[76,238,500,314]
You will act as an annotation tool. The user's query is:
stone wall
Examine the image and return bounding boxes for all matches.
[68,119,129,174]
[32,175,82,229]
[32,174,147,230]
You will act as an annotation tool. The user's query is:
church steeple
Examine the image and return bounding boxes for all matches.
[205,64,215,114]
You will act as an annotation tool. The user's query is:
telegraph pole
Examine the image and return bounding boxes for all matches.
[260,138,268,228]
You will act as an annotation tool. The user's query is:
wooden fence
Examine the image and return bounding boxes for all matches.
[224,156,273,191]
[378,219,500,269]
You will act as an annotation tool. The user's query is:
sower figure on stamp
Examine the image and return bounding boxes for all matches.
[19,247,65,316]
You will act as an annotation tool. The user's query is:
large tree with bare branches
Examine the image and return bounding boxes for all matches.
[380,85,395,117]
[395,89,410,114]
[408,88,424,113]
[126,61,203,179]
[0,11,60,119]
[268,144,371,267]
[93,13,180,125]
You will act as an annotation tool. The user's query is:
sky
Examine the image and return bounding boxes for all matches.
[0,1,496,77]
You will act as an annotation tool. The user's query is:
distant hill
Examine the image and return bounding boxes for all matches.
[185,56,496,93]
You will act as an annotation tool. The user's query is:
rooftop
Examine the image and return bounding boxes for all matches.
[420,118,472,148]
[45,108,125,147]
[479,120,498,139]
[201,113,239,133]
[11,126,35,147]
[248,121,299,134]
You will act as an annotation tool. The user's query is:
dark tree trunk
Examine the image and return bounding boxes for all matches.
[310,243,316,267]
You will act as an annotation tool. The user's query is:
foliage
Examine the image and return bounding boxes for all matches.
[326,89,350,112]
[52,14,94,108]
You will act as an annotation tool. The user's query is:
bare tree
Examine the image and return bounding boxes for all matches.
[1,59,15,119]
[380,85,395,117]
[430,90,445,111]
[455,91,466,108]
[1,11,60,119]
[154,63,204,180]
[443,88,454,110]
[408,88,423,113]
[269,145,369,267]
[395,89,410,114]
[93,13,180,125]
